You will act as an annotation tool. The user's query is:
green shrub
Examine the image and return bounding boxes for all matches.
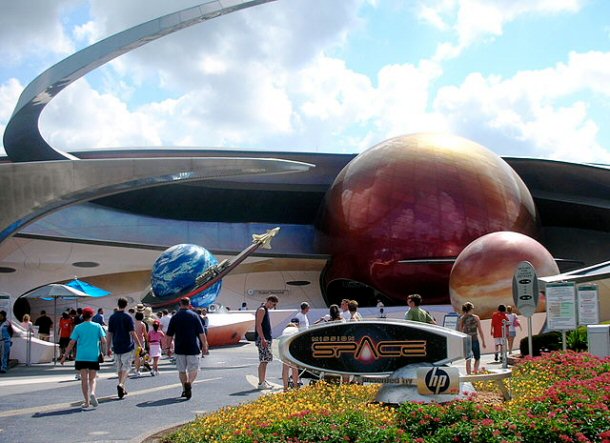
[566,325,588,351]
[519,330,562,356]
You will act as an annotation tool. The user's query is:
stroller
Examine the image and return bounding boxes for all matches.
[135,346,153,375]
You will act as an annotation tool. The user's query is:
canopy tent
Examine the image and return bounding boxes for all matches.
[22,284,92,365]
[65,278,111,297]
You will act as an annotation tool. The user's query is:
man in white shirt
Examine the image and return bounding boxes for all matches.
[159,309,172,358]
[340,299,352,321]
[294,302,310,329]
[376,299,385,318]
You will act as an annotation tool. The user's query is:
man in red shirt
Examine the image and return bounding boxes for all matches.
[490,305,509,361]
[58,312,74,359]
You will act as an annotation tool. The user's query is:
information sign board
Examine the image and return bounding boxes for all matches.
[546,282,577,331]
[443,312,459,330]
[577,285,599,326]
[278,320,469,376]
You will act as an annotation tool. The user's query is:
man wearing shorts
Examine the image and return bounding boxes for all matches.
[254,295,278,390]
[107,297,142,399]
[166,297,208,400]
[491,304,509,362]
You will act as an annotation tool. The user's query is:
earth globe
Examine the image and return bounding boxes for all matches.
[151,244,222,308]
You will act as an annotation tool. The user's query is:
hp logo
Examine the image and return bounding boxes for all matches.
[424,367,450,394]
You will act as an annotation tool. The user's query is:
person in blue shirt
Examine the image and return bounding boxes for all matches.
[0,311,13,373]
[92,308,106,326]
[60,306,107,410]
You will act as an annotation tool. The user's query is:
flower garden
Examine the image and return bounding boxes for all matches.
[165,351,610,443]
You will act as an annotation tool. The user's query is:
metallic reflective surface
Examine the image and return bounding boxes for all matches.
[449,231,558,319]
[0,157,312,243]
[3,0,277,162]
[316,133,539,305]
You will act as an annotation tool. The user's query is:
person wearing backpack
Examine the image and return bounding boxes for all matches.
[0,310,14,373]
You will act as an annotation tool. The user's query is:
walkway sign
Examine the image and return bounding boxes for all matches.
[278,320,469,376]
[577,284,599,326]
[546,282,577,331]
[512,261,539,317]
[442,312,459,330]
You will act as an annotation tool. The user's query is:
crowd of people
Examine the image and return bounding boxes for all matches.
[0,293,523,407]
[54,296,209,408]
[256,294,436,391]
[258,294,521,387]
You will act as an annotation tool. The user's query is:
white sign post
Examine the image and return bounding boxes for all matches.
[512,261,539,356]
[546,282,577,351]
[577,285,599,326]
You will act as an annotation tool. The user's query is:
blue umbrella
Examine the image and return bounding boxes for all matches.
[65,278,111,297]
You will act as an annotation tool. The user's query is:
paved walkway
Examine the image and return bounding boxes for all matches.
[0,343,510,443]
[0,342,285,443]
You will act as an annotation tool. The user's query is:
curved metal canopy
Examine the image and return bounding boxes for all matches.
[3,0,277,162]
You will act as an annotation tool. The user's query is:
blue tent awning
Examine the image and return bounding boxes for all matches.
[65,278,111,297]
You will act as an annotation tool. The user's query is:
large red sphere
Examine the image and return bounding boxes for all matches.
[449,231,558,319]
[315,133,539,306]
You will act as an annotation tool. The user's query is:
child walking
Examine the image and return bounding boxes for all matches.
[147,320,165,376]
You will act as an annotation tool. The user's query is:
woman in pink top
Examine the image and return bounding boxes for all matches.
[147,320,165,376]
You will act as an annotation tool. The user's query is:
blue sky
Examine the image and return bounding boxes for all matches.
[1,0,610,163]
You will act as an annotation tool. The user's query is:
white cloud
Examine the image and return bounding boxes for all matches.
[0,79,25,156]
[21,0,371,152]
[2,0,609,166]
[73,20,102,45]
[433,51,610,163]
[372,60,446,137]
[143,61,295,147]
[417,0,455,31]
[419,0,585,61]
[0,79,23,123]
[39,79,163,150]
[0,0,77,65]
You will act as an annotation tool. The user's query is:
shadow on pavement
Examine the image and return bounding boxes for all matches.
[230,389,263,396]
[33,408,84,417]
[137,397,186,407]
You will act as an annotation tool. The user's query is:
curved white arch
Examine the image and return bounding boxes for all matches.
[3,0,277,162]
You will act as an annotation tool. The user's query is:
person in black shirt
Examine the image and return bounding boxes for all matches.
[254,296,279,390]
[166,298,208,400]
[107,298,141,399]
[34,311,53,341]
